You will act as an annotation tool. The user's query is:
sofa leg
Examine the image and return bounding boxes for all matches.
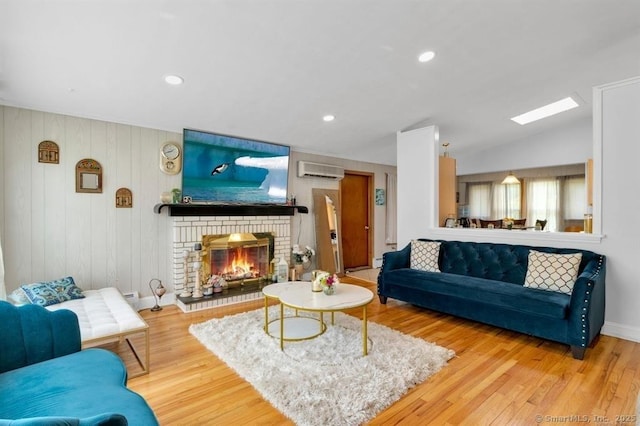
[378,295,388,304]
[571,345,586,360]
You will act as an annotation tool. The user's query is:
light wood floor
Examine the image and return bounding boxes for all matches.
[109,277,640,425]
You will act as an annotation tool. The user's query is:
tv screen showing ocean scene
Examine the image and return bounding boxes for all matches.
[182,129,290,204]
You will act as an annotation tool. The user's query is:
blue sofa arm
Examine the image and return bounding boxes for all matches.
[0,301,81,373]
[378,244,411,302]
[567,254,607,359]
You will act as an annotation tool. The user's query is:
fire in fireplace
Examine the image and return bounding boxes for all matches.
[202,233,274,287]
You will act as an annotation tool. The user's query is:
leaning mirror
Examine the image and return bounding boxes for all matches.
[312,188,344,275]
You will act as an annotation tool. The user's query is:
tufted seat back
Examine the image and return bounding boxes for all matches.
[419,239,600,285]
[0,301,81,373]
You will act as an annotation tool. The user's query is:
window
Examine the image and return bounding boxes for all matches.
[465,172,586,231]
[526,178,560,231]
[467,182,520,220]
[563,176,586,220]
[468,182,492,218]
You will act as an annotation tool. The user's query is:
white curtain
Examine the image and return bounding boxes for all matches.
[468,182,492,218]
[385,173,397,244]
[562,176,586,220]
[492,183,521,219]
[526,178,560,231]
[0,237,5,300]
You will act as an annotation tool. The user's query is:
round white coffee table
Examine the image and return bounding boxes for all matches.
[277,283,374,356]
[262,281,326,341]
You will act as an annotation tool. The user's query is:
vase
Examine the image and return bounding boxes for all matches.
[323,286,335,295]
[294,263,304,281]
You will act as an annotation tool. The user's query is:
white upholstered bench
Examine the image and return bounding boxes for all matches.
[46,287,150,377]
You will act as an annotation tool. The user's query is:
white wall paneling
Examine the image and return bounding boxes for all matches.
[0,106,181,301]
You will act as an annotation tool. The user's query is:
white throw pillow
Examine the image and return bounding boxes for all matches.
[524,250,582,295]
[410,240,441,272]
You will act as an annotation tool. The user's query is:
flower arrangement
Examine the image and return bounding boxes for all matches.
[291,244,315,264]
[318,273,339,288]
[316,272,339,295]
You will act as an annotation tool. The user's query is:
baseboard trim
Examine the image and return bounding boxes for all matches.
[601,321,640,343]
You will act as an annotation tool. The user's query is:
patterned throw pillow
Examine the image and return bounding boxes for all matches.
[410,240,441,272]
[523,250,582,295]
[20,276,85,307]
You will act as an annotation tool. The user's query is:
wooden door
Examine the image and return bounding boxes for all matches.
[340,172,372,270]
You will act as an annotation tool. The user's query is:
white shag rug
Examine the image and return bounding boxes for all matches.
[189,307,455,426]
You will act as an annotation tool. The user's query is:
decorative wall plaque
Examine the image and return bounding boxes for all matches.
[38,140,60,164]
[116,188,133,208]
[75,158,103,193]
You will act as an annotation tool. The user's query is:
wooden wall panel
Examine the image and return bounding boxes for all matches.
[104,122,118,289]
[4,108,33,286]
[65,116,93,287]
[30,111,46,280]
[115,124,133,292]
[89,119,108,290]
[43,112,67,280]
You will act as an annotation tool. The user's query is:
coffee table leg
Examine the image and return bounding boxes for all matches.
[264,296,268,333]
[362,305,368,356]
[280,303,284,350]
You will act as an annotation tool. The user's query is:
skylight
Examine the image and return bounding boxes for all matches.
[511,97,579,125]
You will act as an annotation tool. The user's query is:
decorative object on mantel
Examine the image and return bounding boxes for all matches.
[75,158,103,193]
[38,140,60,164]
[171,188,181,203]
[148,278,166,312]
[160,192,173,204]
[115,188,133,208]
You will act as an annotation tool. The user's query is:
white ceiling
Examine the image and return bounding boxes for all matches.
[1,1,639,166]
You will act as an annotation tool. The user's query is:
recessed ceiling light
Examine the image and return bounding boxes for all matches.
[511,96,579,125]
[323,115,335,122]
[164,75,184,85]
[418,51,435,63]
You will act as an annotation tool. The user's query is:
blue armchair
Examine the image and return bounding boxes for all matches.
[0,301,158,425]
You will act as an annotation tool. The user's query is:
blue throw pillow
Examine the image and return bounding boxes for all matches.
[20,277,85,307]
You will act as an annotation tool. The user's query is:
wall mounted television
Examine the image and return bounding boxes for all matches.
[181,129,290,204]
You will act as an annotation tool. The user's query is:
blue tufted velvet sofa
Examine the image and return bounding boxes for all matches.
[0,301,158,425]
[378,239,606,359]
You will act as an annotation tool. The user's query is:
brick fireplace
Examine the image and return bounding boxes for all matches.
[171,214,292,312]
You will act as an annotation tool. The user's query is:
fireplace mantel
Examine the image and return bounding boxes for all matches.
[153,203,308,217]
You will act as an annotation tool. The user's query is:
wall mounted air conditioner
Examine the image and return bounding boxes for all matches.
[297,161,345,180]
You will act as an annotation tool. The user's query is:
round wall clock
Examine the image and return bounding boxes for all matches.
[160,142,182,175]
